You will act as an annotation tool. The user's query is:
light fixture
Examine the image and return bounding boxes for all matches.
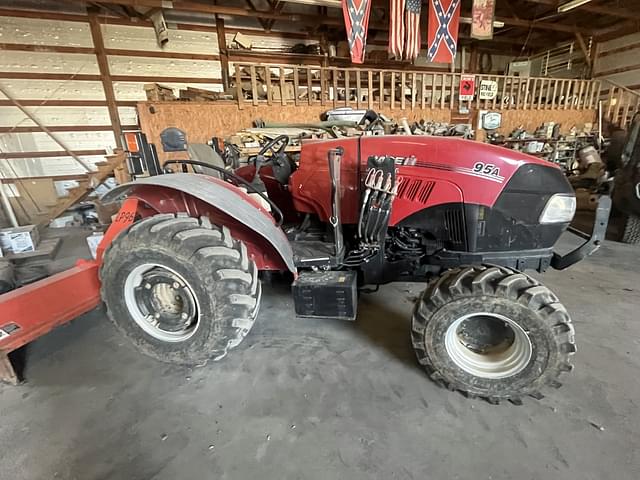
[558,0,592,13]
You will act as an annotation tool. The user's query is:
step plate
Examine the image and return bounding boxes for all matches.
[292,271,357,321]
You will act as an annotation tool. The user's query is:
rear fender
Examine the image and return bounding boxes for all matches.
[101,173,296,273]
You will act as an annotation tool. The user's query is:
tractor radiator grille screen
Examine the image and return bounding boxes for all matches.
[443,208,465,245]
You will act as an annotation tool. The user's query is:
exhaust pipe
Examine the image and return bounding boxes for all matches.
[328,147,344,259]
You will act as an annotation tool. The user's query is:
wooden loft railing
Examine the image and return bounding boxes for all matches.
[232,62,602,112]
[600,80,640,128]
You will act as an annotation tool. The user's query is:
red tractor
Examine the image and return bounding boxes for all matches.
[1,135,610,402]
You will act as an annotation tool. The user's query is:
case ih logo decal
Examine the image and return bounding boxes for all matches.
[394,157,505,183]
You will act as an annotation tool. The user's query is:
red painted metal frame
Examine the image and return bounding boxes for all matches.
[0,198,139,378]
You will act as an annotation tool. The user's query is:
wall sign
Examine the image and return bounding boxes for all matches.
[479,80,498,100]
[459,75,475,101]
[481,111,502,130]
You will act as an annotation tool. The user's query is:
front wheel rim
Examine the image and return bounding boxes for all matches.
[124,263,201,343]
[444,312,533,379]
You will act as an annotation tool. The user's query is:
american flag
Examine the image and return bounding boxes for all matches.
[389,0,422,61]
[342,0,373,64]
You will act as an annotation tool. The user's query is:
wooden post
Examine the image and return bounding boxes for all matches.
[440,73,445,109]
[345,69,350,106]
[88,10,122,149]
[215,17,230,90]
[500,76,507,110]
[564,80,572,109]
[332,68,338,107]
[508,76,515,109]
[411,72,417,110]
[293,67,299,106]
[577,80,585,109]
[320,68,326,106]
[356,69,362,109]
[307,67,312,105]
[250,65,258,106]
[235,64,244,109]
[391,72,395,109]
[379,70,384,110]
[265,66,272,105]
[421,73,426,109]
[492,75,498,110]
[279,67,286,105]
[401,71,406,110]
[431,74,436,109]
[552,79,558,109]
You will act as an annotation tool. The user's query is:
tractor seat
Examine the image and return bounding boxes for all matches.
[187,143,226,178]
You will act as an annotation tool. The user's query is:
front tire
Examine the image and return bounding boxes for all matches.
[411,266,575,404]
[100,213,261,365]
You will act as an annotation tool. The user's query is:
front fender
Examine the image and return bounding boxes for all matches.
[101,173,296,273]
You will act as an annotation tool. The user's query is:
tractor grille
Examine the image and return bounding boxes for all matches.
[443,208,466,246]
[397,177,435,204]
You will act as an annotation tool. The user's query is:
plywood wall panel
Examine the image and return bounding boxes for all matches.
[0,16,92,47]
[102,24,219,54]
[138,101,596,165]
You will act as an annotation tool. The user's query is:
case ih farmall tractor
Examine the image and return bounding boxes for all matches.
[0,134,610,402]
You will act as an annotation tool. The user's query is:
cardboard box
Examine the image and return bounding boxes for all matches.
[0,225,40,254]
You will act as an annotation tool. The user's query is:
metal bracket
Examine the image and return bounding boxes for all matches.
[551,195,611,270]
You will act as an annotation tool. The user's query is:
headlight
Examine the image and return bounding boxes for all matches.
[539,194,576,224]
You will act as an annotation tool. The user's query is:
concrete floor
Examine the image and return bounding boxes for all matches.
[1,229,639,480]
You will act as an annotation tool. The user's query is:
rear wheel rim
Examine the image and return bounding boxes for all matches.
[124,263,201,343]
[444,312,532,379]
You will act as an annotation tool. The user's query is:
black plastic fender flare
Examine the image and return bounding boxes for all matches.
[101,173,296,273]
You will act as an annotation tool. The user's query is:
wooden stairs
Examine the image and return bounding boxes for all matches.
[38,149,127,224]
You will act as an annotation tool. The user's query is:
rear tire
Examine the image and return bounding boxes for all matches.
[100,213,261,365]
[411,266,575,404]
[621,214,640,244]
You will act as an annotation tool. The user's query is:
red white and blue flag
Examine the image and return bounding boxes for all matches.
[342,0,373,64]
[427,0,461,64]
[389,0,422,61]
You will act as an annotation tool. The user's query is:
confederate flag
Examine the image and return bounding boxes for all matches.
[427,0,461,64]
[342,0,373,64]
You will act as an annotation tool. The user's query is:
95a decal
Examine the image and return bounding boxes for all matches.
[473,162,501,178]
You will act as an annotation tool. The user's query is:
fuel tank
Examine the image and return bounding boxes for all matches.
[289,135,565,226]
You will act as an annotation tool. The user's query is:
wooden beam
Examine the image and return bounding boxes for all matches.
[0,149,106,160]
[574,32,591,68]
[598,42,640,58]
[0,71,222,84]
[0,43,95,54]
[0,83,94,170]
[88,10,123,149]
[0,125,138,133]
[216,17,230,90]
[596,63,640,78]
[522,0,640,21]
[0,99,138,107]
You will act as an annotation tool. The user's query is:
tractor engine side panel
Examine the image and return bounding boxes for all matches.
[290,137,361,223]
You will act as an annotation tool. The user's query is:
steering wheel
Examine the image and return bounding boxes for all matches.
[258,135,289,158]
